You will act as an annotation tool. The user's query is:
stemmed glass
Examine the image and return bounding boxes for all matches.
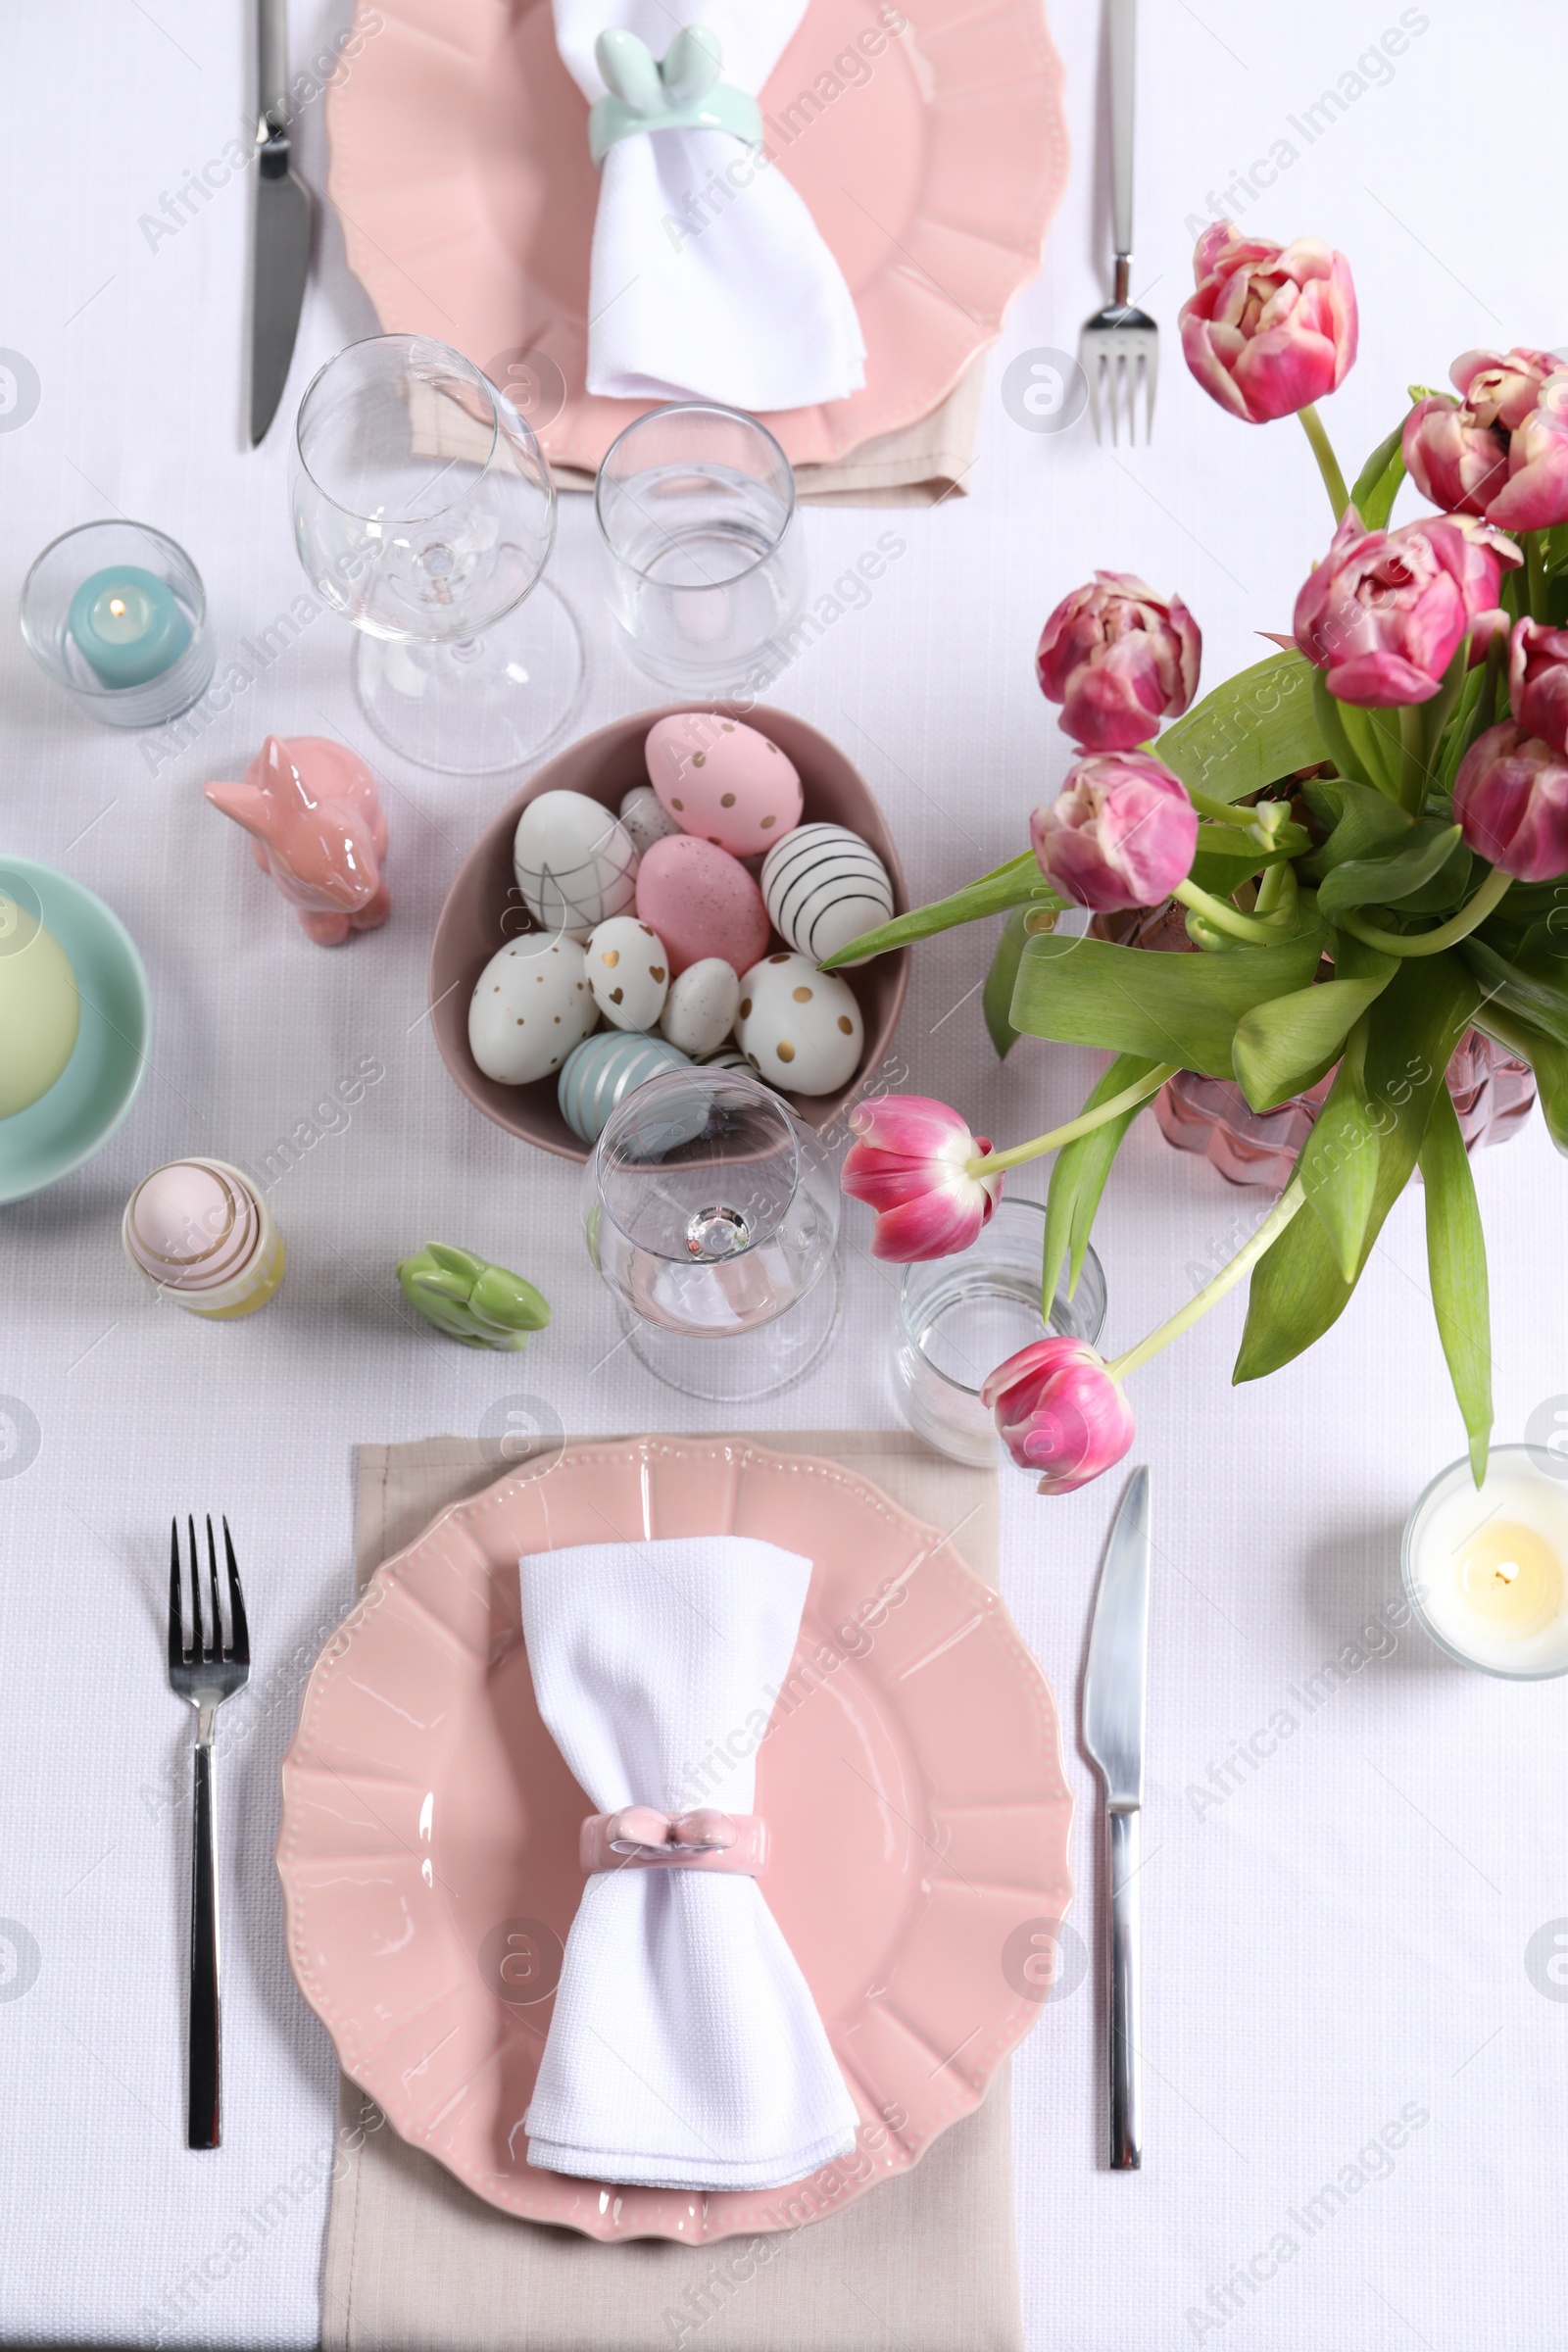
[583,1066,841,1398]
[291,335,583,774]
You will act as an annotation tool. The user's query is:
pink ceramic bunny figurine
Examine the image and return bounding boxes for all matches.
[205,735,390,946]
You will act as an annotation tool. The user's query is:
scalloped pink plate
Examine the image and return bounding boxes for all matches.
[277,1438,1073,2242]
[325,0,1068,469]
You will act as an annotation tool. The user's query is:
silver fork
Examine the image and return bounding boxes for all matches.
[168,1515,250,2149]
[1079,0,1157,444]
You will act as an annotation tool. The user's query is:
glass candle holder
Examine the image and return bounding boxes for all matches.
[21,521,215,728]
[1401,1445,1568,1679]
[584,1064,840,1399]
[895,1199,1108,1466]
[595,403,806,696]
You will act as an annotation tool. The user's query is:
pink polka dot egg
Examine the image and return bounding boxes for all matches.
[644,712,803,858]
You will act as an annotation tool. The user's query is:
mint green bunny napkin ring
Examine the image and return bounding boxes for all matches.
[589,25,761,168]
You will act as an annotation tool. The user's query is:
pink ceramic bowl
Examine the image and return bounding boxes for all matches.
[428,707,909,1161]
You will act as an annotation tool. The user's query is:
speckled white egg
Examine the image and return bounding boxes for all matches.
[468,934,598,1085]
[586,915,670,1032]
[514,791,639,941]
[660,956,741,1057]
[760,822,894,967]
[735,953,863,1095]
[619,784,683,860]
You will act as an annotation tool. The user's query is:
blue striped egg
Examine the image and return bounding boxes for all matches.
[760,822,894,967]
[558,1031,692,1145]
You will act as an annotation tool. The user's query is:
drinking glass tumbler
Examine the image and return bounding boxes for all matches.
[584,1065,841,1398]
[595,403,806,696]
[291,335,583,774]
[21,521,215,728]
[895,1199,1108,1465]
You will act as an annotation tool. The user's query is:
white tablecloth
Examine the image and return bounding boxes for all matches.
[2,3,1565,2346]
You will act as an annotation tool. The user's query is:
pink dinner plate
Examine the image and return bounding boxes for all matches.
[325,0,1069,469]
[276,1437,1074,2242]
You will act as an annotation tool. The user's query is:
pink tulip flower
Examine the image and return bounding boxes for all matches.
[841,1095,1001,1263]
[980,1339,1136,1495]
[1510,617,1568,755]
[1292,509,1507,708]
[1455,345,1565,433]
[1453,721,1568,883]
[1489,373,1568,533]
[1030,751,1199,912]
[1402,395,1509,518]
[1035,572,1201,753]
[1178,223,1357,424]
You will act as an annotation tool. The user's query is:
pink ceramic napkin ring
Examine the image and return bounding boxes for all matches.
[579,1806,769,1876]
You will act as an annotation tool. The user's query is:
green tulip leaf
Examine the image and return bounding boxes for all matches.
[1188,829,1309,897]
[1010,921,1328,1080]
[1418,1082,1493,1485]
[1041,1053,1162,1306]
[1232,966,1395,1112]
[819,851,1060,969]
[1333,696,1402,800]
[1316,822,1464,919]
[1159,649,1325,808]
[1348,420,1408,532]
[1297,1015,1380,1281]
[1234,950,1480,1380]
[1459,936,1568,1052]
[982,906,1031,1059]
[1311,672,1378,792]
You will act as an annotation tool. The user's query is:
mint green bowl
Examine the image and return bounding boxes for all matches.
[0,858,151,1205]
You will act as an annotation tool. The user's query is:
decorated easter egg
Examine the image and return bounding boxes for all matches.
[660,956,740,1057]
[0,895,79,1119]
[735,953,863,1095]
[468,934,597,1085]
[618,784,683,860]
[634,836,770,977]
[558,1030,692,1145]
[514,791,638,941]
[645,713,803,857]
[760,822,895,967]
[586,915,670,1033]
[700,1046,774,1083]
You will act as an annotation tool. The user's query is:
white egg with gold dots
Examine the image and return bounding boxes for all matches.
[468,934,597,1085]
[734,952,863,1095]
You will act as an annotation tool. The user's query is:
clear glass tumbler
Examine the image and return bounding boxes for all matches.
[291,334,583,774]
[595,403,806,697]
[895,1199,1108,1466]
[20,520,215,729]
[584,1065,840,1398]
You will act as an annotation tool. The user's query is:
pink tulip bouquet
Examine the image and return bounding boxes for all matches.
[832,226,1568,1494]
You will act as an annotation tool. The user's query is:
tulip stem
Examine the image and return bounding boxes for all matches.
[1398,703,1429,815]
[1298,404,1351,523]
[1171,878,1282,943]
[1106,1182,1306,1383]
[1333,865,1513,957]
[967,1064,1178,1178]
[1526,531,1548,624]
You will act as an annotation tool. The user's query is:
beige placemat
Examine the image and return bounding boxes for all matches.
[408,363,983,509]
[320,1430,1021,2352]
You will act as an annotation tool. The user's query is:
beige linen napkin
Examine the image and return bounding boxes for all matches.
[321,1430,1022,2352]
[408,361,983,509]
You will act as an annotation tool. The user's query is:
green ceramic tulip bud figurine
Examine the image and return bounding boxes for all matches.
[397,1245,550,1350]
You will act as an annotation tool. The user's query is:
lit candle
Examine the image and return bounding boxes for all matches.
[1402,1446,1568,1678]
[67,564,191,689]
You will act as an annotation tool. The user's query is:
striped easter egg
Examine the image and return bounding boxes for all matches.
[760,822,894,967]
[557,1031,691,1146]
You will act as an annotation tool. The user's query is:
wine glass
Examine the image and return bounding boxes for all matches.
[583,1066,841,1398]
[291,335,583,774]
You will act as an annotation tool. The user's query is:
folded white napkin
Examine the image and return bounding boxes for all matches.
[520,1535,859,2189]
[552,0,865,410]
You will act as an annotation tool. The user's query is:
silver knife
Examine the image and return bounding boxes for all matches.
[1083,1463,1151,2170]
[249,0,313,445]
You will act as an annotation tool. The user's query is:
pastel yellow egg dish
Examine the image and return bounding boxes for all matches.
[0,897,80,1119]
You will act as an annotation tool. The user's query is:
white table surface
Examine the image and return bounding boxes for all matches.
[4,2,1567,2345]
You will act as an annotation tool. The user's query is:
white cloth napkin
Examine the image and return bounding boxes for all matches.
[520,1535,860,2189]
[552,0,866,410]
